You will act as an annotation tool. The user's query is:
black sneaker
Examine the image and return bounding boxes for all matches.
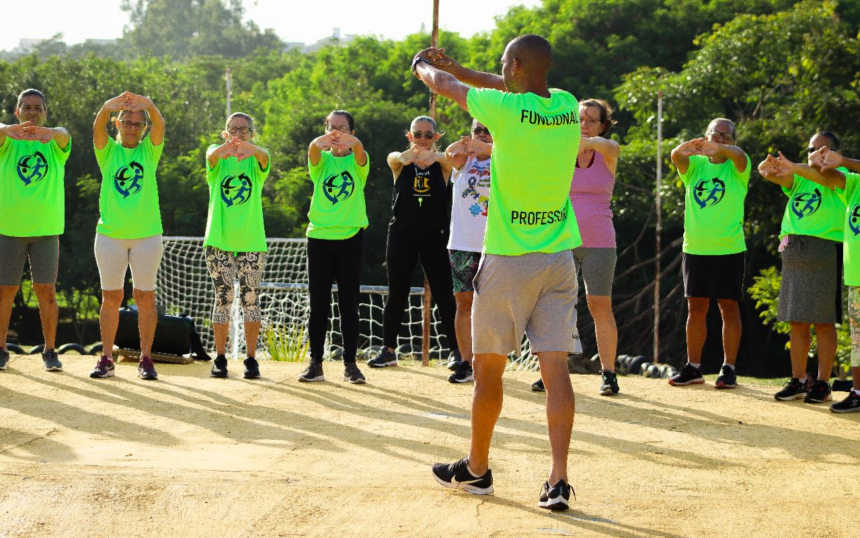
[42,349,63,372]
[431,458,494,495]
[804,380,832,403]
[90,355,116,379]
[532,378,545,392]
[599,370,619,395]
[138,355,158,380]
[0,348,9,370]
[243,357,261,379]
[298,361,325,382]
[668,364,703,386]
[367,347,397,368]
[448,360,473,383]
[343,362,366,384]
[447,349,463,371]
[830,391,860,413]
[210,355,228,378]
[714,364,737,389]
[538,479,574,511]
[774,378,806,401]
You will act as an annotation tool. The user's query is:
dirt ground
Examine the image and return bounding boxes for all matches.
[0,355,857,538]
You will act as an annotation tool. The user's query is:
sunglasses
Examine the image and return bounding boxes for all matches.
[411,131,436,139]
[227,126,251,135]
[807,146,826,154]
[472,127,490,135]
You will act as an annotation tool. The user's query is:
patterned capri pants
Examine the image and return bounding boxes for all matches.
[848,287,860,368]
[204,246,267,324]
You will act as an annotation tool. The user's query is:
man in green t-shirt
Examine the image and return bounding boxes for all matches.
[0,89,71,373]
[669,119,750,390]
[413,35,578,511]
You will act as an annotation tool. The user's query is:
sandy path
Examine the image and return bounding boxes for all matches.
[0,355,857,537]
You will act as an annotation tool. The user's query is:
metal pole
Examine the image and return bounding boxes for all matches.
[654,91,663,364]
[421,0,440,367]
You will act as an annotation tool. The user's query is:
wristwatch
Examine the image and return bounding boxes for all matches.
[411,56,431,74]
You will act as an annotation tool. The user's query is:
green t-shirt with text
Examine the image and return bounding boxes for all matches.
[778,174,846,242]
[0,136,71,237]
[679,154,751,255]
[95,137,164,239]
[841,172,860,286]
[466,87,581,255]
[306,151,369,240]
[204,146,270,252]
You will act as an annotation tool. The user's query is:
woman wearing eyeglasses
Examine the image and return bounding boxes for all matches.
[758,132,846,405]
[298,110,369,384]
[367,115,460,368]
[204,112,270,380]
[90,92,165,381]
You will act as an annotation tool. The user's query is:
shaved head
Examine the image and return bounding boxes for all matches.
[507,34,553,78]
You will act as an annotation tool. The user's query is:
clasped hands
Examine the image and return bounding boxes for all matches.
[104,91,152,113]
[5,121,54,144]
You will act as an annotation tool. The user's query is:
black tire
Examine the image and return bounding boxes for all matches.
[5,343,26,354]
[87,343,104,355]
[28,344,45,355]
[58,343,87,355]
[628,355,648,375]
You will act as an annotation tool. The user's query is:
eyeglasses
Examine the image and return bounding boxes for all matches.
[707,130,735,141]
[472,127,490,135]
[411,131,436,139]
[227,126,251,135]
[325,125,350,134]
[807,146,826,154]
[120,120,146,130]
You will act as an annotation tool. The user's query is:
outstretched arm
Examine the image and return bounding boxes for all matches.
[757,154,794,189]
[777,151,845,190]
[670,139,701,176]
[94,93,128,150]
[414,62,471,112]
[579,136,620,175]
[423,48,505,91]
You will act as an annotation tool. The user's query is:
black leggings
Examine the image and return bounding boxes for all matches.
[307,230,365,363]
[383,227,458,351]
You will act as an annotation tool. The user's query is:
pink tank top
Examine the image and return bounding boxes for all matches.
[569,150,616,248]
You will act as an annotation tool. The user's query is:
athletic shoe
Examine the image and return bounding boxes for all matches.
[668,364,703,386]
[599,370,619,395]
[538,479,574,511]
[804,380,832,403]
[431,458,494,495]
[343,362,366,384]
[138,356,158,380]
[0,348,9,370]
[447,348,463,371]
[532,378,545,392]
[243,357,261,379]
[90,355,115,378]
[448,360,473,383]
[774,379,807,401]
[42,349,62,372]
[210,355,228,378]
[714,364,738,389]
[367,348,397,368]
[298,361,325,382]
[830,391,860,413]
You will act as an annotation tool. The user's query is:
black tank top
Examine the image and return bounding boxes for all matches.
[390,162,449,232]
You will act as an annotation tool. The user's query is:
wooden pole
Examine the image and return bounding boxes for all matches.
[422,0,440,367]
[653,90,663,364]
[225,67,232,119]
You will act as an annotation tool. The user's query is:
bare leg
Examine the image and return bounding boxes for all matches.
[0,285,19,348]
[213,323,228,356]
[586,294,616,371]
[814,323,837,382]
[454,292,474,363]
[789,322,812,379]
[33,284,58,350]
[686,297,710,363]
[717,299,741,366]
[538,351,575,484]
[245,321,261,357]
[99,289,124,358]
[467,352,506,475]
[133,289,157,357]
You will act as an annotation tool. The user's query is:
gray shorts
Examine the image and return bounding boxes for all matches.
[472,251,578,355]
[0,234,59,285]
[572,246,616,296]
[94,233,164,291]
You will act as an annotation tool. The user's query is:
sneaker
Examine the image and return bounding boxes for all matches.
[42,349,62,372]
[367,348,397,368]
[243,357,261,379]
[298,361,325,382]
[668,364,703,386]
[0,348,9,370]
[538,479,574,511]
[431,458,494,495]
[138,356,158,380]
[774,378,807,401]
[448,360,474,383]
[447,348,463,371]
[599,370,619,395]
[804,380,832,403]
[210,355,228,378]
[714,364,738,389]
[90,355,115,378]
[532,378,545,392]
[343,362,366,384]
[830,391,860,413]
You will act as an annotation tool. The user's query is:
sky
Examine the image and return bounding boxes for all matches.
[1,0,542,52]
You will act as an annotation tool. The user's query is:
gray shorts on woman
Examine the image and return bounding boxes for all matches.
[472,250,578,356]
[0,234,59,286]
[572,246,616,297]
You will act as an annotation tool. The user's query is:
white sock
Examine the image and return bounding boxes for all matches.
[722,363,735,371]
[465,459,480,478]
[688,362,701,369]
